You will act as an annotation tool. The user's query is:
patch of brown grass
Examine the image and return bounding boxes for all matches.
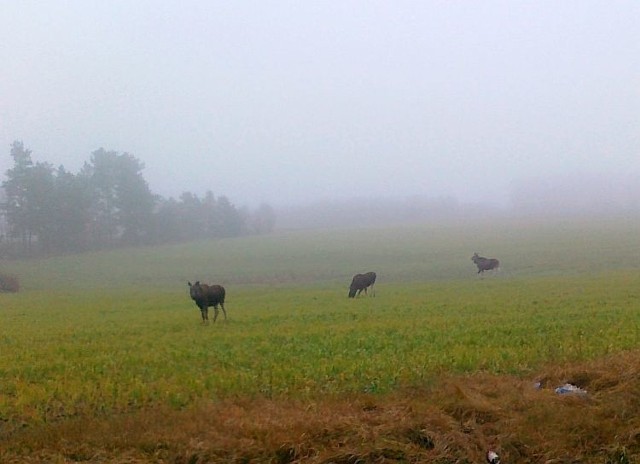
[3,351,640,463]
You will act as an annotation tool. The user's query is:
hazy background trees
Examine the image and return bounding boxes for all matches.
[0,141,275,256]
[81,148,155,247]
[3,140,639,256]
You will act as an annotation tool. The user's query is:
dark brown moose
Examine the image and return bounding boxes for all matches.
[188,281,227,323]
[471,253,500,274]
[348,271,377,298]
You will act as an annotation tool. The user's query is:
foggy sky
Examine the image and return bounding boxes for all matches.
[1,1,638,208]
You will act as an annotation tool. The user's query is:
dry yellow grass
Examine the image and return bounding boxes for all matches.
[2,349,639,463]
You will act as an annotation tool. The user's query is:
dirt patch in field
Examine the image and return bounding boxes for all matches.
[2,350,640,463]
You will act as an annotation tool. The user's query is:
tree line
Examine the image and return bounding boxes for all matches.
[0,141,276,256]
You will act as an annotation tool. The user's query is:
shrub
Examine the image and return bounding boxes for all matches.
[0,273,20,292]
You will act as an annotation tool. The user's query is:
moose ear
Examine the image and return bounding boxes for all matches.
[188,281,192,287]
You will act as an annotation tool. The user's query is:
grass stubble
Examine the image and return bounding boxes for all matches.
[2,352,640,463]
[2,218,640,462]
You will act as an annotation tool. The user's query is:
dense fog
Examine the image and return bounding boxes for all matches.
[1,2,638,228]
[278,173,640,229]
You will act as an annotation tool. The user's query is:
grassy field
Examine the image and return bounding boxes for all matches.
[2,216,640,462]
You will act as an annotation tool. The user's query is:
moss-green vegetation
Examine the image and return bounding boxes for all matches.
[1,217,640,430]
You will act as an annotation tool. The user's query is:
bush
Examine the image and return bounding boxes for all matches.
[0,273,20,292]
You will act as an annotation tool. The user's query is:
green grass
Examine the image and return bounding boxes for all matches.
[1,217,640,429]
[6,216,640,291]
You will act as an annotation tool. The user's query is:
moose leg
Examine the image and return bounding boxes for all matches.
[200,307,208,324]
[220,303,227,320]
[213,305,220,322]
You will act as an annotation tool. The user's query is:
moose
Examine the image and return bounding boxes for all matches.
[348,271,377,298]
[188,281,227,323]
[471,253,500,274]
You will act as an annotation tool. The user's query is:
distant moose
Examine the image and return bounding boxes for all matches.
[471,253,500,275]
[348,271,377,298]
[188,281,227,323]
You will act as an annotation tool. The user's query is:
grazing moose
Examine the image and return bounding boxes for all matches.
[188,281,227,323]
[348,271,377,298]
[471,253,500,275]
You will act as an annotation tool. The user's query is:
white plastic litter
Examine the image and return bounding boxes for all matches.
[486,450,500,463]
[554,383,587,395]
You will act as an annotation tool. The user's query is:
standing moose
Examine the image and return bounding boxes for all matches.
[471,253,500,274]
[348,271,377,298]
[188,281,227,323]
